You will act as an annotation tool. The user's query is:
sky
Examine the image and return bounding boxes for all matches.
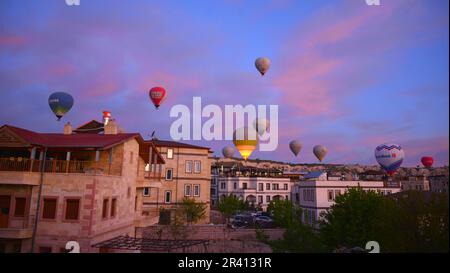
[0,0,448,167]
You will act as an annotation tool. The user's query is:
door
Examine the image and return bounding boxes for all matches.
[0,195,11,228]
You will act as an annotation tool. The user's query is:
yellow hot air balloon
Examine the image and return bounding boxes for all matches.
[233,127,258,161]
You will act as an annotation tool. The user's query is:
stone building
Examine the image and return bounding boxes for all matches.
[0,114,211,253]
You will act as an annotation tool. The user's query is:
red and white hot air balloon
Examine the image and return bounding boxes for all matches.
[421,156,434,168]
[149,87,167,109]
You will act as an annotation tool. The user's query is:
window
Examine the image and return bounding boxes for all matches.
[165,191,172,203]
[194,185,200,197]
[220,182,226,189]
[185,161,192,173]
[42,198,57,220]
[387,190,392,195]
[295,193,300,202]
[110,198,117,218]
[303,189,306,201]
[102,199,109,219]
[14,197,26,217]
[272,184,279,190]
[266,196,271,203]
[285,195,289,200]
[167,148,173,159]
[194,161,201,173]
[284,183,288,190]
[143,187,150,196]
[129,151,134,164]
[185,184,192,196]
[165,168,173,180]
[266,183,270,190]
[258,183,264,191]
[327,190,334,202]
[127,187,131,198]
[258,196,263,204]
[335,190,341,197]
[243,183,248,189]
[65,199,80,221]
[211,188,216,195]
[233,182,237,189]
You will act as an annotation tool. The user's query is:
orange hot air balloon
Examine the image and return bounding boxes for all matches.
[149,87,167,109]
[233,127,258,161]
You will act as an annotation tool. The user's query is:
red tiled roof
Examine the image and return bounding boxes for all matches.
[149,139,210,150]
[2,125,139,149]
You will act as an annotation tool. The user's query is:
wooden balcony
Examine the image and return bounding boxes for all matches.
[0,158,122,176]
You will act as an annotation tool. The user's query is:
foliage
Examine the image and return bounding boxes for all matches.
[267,199,302,229]
[217,194,246,223]
[319,187,386,250]
[181,198,207,225]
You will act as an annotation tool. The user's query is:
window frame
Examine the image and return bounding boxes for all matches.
[165,168,173,181]
[110,197,117,218]
[185,160,193,173]
[41,197,58,221]
[193,184,200,197]
[63,197,81,222]
[194,161,201,173]
[164,191,172,204]
[102,198,109,220]
[143,187,150,197]
[13,196,27,218]
[167,148,174,159]
[185,184,192,197]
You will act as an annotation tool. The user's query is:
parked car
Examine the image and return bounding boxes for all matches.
[254,216,274,228]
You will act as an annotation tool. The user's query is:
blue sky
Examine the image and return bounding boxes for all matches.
[0,0,448,166]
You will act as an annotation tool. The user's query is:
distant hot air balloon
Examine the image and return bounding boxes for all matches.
[253,118,270,136]
[255,57,271,76]
[222,146,235,159]
[313,145,328,162]
[421,156,434,168]
[374,143,405,175]
[233,127,258,161]
[289,140,303,157]
[48,92,74,121]
[149,87,167,109]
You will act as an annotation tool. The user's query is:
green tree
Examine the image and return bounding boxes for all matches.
[376,191,449,252]
[319,187,385,250]
[217,194,245,224]
[265,199,326,252]
[181,197,206,225]
[267,199,302,228]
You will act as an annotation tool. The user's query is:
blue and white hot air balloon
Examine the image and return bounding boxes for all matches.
[374,143,404,175]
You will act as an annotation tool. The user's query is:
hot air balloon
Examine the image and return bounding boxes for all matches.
[233,127,258,161]
[374,143,404,175]
[48,92,74,121]
[289,140,303,157]
[255,57,271,76]
[421,156,433,168]
[253,118,270,136]
[149,87,166,109]
[313,145,328,162]
[222,146,235,159]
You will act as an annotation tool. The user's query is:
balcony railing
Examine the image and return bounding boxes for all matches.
[0,158,122,176]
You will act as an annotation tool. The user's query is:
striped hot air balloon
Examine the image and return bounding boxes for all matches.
[374,143,404,175]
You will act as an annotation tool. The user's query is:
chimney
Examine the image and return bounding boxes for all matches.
[104,118,118,135]
[103,111,111,126]
[64,122,72,135]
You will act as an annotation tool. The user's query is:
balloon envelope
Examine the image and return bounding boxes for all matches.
[313,145,328,162]
[233,127,258,161]
[48,92,74,121]
[253,118,270,136]
[149,87,167,109]
[222,146,235,159]
[374,143,404,175]
[421,156,433,168]
[289,140,303,156]
[255,57,271,76]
